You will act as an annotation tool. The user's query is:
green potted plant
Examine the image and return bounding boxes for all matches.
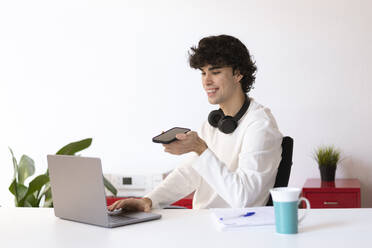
[313,145,341,182]
[9,138,117,207]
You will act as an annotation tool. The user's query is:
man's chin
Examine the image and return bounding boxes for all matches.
[207,97,220,105]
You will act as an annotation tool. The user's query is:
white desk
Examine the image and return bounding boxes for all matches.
[1,208,371,248]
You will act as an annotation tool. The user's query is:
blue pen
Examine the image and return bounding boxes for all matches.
[219,211,255,221]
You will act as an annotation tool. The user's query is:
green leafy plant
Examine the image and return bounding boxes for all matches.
[9,138,117,207]
[313,145,341,167]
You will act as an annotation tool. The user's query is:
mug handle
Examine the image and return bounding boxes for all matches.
[298,197,311,224]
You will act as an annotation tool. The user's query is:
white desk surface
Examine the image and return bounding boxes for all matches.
[1,207,371,248]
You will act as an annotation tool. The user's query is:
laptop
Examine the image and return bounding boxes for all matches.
[47,155,161,228]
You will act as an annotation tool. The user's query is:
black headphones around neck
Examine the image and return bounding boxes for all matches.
[208,95,250,134]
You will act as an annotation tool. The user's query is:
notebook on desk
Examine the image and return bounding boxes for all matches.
[47,155,161,228]
[210,207,275,231]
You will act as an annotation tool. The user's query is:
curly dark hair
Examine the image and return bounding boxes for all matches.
[188,35,257,93]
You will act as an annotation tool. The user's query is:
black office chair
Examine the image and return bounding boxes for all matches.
[266,136,294,206]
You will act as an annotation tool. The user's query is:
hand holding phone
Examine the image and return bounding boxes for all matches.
[152,127,191,144]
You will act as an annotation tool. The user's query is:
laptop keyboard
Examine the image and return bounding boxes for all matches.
[108,215,135,224]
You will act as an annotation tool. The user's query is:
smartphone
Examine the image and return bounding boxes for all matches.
[152,127,191,144]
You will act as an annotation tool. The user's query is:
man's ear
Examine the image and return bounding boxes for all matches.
[233,69,243,83]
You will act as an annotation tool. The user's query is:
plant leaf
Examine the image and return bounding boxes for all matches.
[43,187,53,208]
[19,174,49,206]
[38,182,52,207]
[103,176,117,196]
[9,179,28,206]
[313,145,341,166]
[27,174,49,197]
[24,199,33,207]
[9,147,18,179]
[25,194,38,207]
[18,155,35,185]
[38,182,50,199]
[56,138,92,155]
[9,148,20,204]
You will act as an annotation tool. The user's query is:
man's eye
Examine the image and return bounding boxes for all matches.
[201,72,206,76]
[212,71,220,75]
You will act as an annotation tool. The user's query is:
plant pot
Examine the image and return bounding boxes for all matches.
[319,165,336,182]
[321,181,335,188]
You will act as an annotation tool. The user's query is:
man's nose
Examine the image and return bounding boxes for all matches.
[203,73,212,85]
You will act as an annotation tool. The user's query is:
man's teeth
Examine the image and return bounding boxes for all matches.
[207,89,218,93]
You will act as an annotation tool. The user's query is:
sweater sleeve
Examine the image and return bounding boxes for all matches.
[192,118,283,208]
[145,153,201,208]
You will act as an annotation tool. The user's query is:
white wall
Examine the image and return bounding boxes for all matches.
[1,0,371,207]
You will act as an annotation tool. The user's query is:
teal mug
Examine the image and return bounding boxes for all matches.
[270,187,310,234]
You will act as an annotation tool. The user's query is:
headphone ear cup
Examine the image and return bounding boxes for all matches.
[218,116,238,134]
[208,110,224,128]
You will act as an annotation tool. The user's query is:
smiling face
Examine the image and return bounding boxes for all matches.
[201,65,243,106]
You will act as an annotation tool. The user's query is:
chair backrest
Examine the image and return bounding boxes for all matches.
[266,136,294,206]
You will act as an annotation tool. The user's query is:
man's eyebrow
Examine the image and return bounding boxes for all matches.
[208,66,222,71]
[200,66,222,72]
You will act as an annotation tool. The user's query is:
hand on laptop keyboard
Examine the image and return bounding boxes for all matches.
[107,208,123,215]
[108,197,152,212]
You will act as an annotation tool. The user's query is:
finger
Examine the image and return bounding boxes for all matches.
[187,131,197,137]
[144,205,151,212]
[115,200,127,210]
[110,200,121,210]
[107,202,113,210]
[176,133,187,140]
[108,200,121,210]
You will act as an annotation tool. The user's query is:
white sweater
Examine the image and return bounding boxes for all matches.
[146,98,283,209]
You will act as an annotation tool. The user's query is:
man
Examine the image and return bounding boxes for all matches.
[108,35,282,212]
